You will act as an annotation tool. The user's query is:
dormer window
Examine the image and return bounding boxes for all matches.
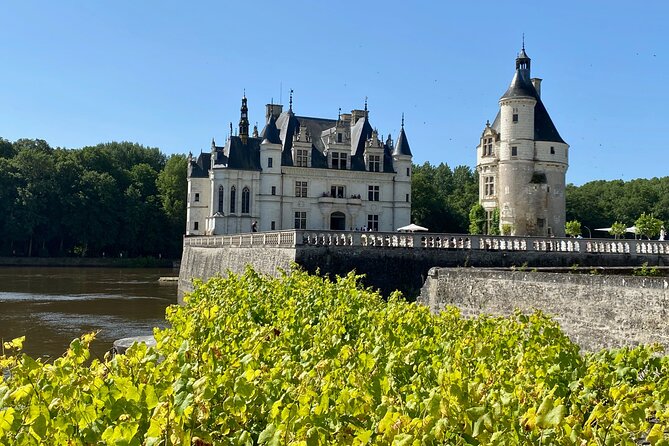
[331,152,347,170]
[483,137,493,156]
[368,155,381,172]
[295,149,308,167]
[337,133,343,143]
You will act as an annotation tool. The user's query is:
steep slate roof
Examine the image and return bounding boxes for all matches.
[393,127,412,156]
[496,50,566,144]
[189,152,211,178]
[224,136,262,170]
[259,115,281,144]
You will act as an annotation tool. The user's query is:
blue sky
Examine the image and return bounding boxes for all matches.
[1,1,667,185]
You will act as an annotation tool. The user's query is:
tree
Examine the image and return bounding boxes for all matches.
[489,207,500,235]
[635,213,663,240]
[565,220,582,238]
[468,203,486,235]
[610,221,626,239]
[157,154,188,221]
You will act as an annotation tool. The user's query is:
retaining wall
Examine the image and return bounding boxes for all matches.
[419,268,669,351]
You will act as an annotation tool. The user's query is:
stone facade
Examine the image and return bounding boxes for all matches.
[419,268,669,352]
[186,95,412,236]
[476,47,569,237]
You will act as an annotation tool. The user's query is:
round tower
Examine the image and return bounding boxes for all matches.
[480,46,569,237]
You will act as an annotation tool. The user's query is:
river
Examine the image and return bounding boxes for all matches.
[0,267,178,360]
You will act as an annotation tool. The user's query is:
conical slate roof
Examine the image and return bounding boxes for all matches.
[393,127,412,156]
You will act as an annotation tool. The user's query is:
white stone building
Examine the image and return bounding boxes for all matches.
[476,47,569,237]
[186,94,413,235]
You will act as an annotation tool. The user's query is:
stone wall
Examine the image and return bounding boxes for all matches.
[178,245,296,303]
[419,268,669,351]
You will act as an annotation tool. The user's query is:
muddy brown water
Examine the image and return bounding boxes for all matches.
[0,267,178,360]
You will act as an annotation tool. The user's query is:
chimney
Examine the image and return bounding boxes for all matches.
[531,78,542,98]
[265,103,283,121]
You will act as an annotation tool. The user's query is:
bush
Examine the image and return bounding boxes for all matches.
[1,267,669,444]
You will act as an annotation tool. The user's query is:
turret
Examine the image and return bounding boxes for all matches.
[239,94,249,144]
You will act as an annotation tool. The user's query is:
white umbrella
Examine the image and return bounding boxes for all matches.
[397,223,429,232]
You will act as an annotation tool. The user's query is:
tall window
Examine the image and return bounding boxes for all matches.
[486,210,494,234]
[511,146,518,157]
[217,185,224,213]
[268,157,273,168]
[483,137,493,156]
[367,215,379,231]
[295,149,308,167]
[484,176,495,197]
[368,185,379,201]
[241,187,250,214]
[330,185,345,198]
[271,186,276,195]
[295,181,308,197]
[337,133,342,143]
[230,186,236,213]
[332,152,347,169]
[294,211,306,229]
[368,155,381,172]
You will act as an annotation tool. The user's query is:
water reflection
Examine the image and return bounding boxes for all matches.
[0,267,177,360]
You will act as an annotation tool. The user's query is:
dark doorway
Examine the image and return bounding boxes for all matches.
[330,212,346,230]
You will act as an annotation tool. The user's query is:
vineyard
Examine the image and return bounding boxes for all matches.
[1,267,669,445]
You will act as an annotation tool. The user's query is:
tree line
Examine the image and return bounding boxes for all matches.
[410,161,669,238]
[0,138,187,259]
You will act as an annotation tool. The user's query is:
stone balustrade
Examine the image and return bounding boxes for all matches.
[184,230,669,255]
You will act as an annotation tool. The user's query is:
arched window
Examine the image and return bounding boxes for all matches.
[241,187,250,214]
[230,186,236,214]
[217,185,224,213]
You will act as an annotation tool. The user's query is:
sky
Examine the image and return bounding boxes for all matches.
[1,1,668,186]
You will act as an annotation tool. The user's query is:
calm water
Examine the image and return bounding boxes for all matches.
[0,267,178,360]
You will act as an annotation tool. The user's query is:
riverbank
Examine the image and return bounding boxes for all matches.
[0,256,179,268]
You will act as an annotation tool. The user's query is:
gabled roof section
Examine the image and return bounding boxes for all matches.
[393,127,412,156]
[350,116,373,158]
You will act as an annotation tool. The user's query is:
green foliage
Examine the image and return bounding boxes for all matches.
[489,207,500,235]
[610,221,627,239]
[565,220,582,238]
[567,177,669,239]
[411,162,478,233]
[501,223,513,235]
[633,262,661,277]
[2,267,669,444]
[635,212,664,240]
[468,203,486,235]
[0,137,185,258]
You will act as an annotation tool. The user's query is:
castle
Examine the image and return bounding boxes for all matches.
[186,94,412,235]
[476,46,569,237]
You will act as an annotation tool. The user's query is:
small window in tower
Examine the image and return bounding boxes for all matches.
[268,157,273,168]
[194,193,200,203]
[271,186,276,195]
[512,114,519,123]
[193,222,199,231]
[511,146,518,157]
[537,218,545,228]
[406,193,409,202]
[406,167,410,176]
[271,221,276,230]
[550,146,555,155]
